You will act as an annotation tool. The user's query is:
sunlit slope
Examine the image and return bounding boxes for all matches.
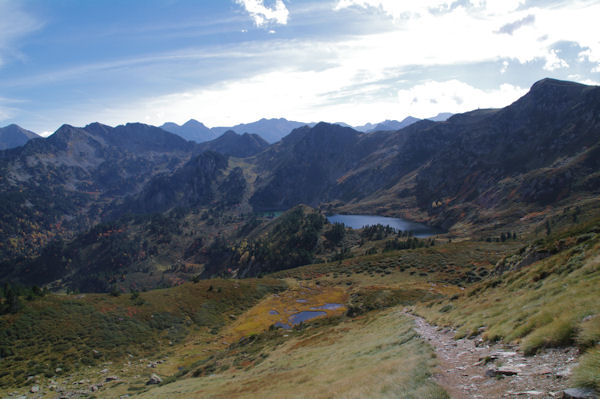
[134,308,448,399]
[0,278,286,388]
[416,218,600,391]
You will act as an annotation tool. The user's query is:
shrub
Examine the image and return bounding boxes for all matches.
[522,316,576,355]
[577,315,600,348]
[571,346,600,391]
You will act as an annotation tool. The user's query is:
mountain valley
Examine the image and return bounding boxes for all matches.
[0,78,599,398]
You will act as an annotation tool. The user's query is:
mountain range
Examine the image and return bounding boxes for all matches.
[161,118,307,144]
[249,79,599,232]
[0,78,599,291]
[354,117,421,133]
[159,119,216,142]
[160,114,454,144]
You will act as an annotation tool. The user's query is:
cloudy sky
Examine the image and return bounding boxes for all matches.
[1,0,599,135]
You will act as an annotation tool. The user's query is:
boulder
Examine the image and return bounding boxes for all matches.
[485,366,520,377]
[30,384,40,393]
[562,388,597,398]
[146,373,163,385]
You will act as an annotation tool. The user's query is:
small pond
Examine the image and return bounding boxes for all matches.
[327,214,443,238]
[274,310,328,329]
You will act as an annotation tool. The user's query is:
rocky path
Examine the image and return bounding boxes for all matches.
[406,312,590,399]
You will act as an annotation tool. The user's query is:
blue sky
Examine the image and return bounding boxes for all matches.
[1,0,599,135]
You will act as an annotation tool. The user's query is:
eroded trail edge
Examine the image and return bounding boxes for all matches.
[405,311,580,399]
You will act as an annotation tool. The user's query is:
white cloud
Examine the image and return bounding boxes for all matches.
[567,75,600,86]
[70,70,526,129]
[0,97,25,123]
[0,106,11,121]
[334,0,527,19]
[236,0,289,26]
[396,80,526,118]
[0,2,42,67]
[334,0,600,77]
[12,0,600,132]
[543,49,569,71]
[335,0,454,19]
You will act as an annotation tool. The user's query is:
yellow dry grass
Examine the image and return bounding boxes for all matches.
[222,284,348,343]
[133,307,447,399]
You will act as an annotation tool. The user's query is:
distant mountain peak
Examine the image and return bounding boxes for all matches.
[0,124,40,150]
[531,77,586,90]
[427,112,453,122]
[182,119,208,128]
[160,120,216,143]
[85,122,111,129]
[211,118,308,144]
[196,129,268,158]
[222,130,239,137]
[366,118,421,133]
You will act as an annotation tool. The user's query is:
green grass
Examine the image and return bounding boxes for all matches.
[135,308,448,399]
[578,315,600,348]
[271,240,517,288]
[415,220,600,392]
[0,278,285,388]
[2,218,596,396]
[572,346,600,391]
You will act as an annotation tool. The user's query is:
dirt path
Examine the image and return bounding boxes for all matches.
[406,311,581,399]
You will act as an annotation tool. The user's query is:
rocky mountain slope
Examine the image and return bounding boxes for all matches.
[196,130,268,158]
[1,78,599,290]
[0,124,40,150]
[160,119,216,143]
[368,117,421,132]
[0,122,196,259]
[250,79,600,233]
[211,118,308,143]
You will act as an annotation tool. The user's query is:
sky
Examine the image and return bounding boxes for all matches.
[0,0,599,135]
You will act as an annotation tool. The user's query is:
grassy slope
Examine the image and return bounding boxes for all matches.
[415,219,600,391]
[272,241,517,289]
[1,224,597,397]
[134,308,447,399]
[0,278,285,388]
[1,241,500,398]
[124,242,516,399]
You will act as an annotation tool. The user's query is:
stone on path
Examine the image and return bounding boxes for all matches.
[562,388,598,398]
